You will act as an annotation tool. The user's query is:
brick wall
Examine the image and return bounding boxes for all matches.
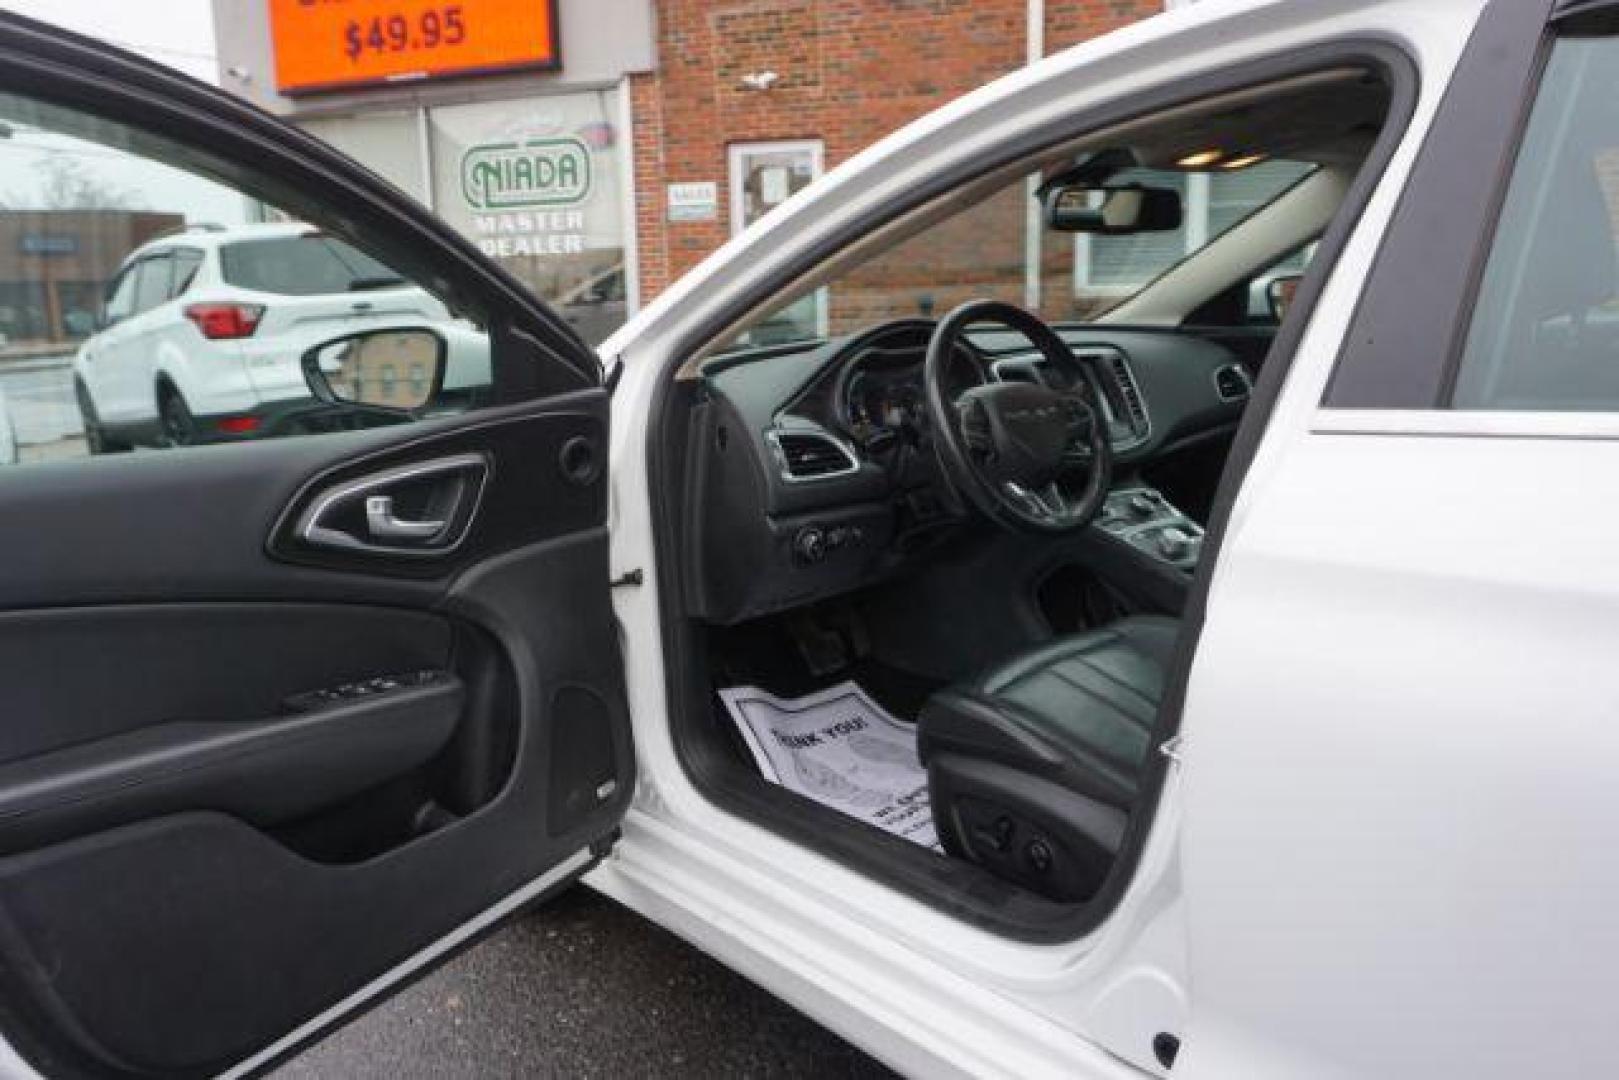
[631,1,1163,306]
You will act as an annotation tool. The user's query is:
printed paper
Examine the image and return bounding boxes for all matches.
[718,682,939,851]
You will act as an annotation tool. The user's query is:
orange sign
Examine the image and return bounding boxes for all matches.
[269,0,559,96]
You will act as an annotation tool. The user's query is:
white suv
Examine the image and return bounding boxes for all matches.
[71,222,485,452]
[0,386,15,466]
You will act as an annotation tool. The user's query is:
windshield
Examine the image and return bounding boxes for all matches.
[220,234,405,296]
[720,158,1315,352]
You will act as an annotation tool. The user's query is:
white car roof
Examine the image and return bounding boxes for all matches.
[132,221,319,258]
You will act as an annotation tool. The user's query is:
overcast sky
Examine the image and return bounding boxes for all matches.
[0,0,250,223]
[1,0,218,83]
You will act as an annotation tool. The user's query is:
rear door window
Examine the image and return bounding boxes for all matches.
[103,269,138,324]
[1451,33,1619,410]
[170,249,205,298]
[131,255,174,314]
[220,235,404,296]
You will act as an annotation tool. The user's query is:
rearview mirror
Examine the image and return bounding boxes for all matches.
[301,328,447,413]
[1043,183,1183,234]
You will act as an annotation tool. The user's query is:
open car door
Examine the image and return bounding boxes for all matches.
[0,14,632,1077]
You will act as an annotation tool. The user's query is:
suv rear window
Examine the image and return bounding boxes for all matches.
[219,235,403,297]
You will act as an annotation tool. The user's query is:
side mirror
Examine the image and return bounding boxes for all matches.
[1043,183,1183,234]
[1267,274,1303,322]
[301,328,447,413]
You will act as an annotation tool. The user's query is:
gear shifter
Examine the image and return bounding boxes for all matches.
[1097,486,1204,571]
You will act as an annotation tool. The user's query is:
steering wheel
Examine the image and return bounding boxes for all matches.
[924,300,1113,535]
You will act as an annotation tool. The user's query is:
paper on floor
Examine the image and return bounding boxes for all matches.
[718,682,939,851]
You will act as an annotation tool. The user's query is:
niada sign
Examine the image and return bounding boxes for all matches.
[462,137,592,211]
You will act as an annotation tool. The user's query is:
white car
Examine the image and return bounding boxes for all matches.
[0,386,15,466]
[71,222,488,451]
[0,3,1608,1080]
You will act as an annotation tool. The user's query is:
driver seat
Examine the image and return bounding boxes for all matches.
[918,616,1178,903]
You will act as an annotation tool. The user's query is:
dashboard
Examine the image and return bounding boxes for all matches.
[682,318,1255,625]
[838,339,983,443]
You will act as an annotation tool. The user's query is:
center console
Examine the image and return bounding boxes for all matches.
[1095,486,1204,572]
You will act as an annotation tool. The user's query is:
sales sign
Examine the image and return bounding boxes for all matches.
[269,0,560,96]
[666,182,718,222]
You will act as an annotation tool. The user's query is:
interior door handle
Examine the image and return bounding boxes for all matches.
[366,495,445,540]
[292,452,490,558]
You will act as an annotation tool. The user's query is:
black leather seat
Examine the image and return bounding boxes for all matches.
[919,616,1178,901]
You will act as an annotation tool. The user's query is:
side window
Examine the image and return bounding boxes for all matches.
[1077,162,1314,312]
[1245,243,1317,322]
[102,269,138,325]
[218,235,403,296]
[131,256,174,315]
[0,91,494,466]
[170,249,204,297]
[1452,34,1619,411]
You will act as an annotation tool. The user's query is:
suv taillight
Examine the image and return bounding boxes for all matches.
[184,302,264,340]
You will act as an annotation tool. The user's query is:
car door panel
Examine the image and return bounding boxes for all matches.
[0,12,630,1079]
[0,394,630,1077]
[0,603,454,763]
[0,672,465,855]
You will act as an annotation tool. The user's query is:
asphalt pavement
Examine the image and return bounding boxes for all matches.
[274,885,898,1079]
[0,359,80,443]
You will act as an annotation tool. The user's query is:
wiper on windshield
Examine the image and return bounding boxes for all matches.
[348,276,408,292]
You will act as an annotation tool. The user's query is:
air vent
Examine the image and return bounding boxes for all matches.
[772,429,858,481]
[1213,364,1253,402]
[1098,351,1149,442]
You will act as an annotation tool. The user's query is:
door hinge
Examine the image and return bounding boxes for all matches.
[611,568,644,588]
[1159,734,1187,765]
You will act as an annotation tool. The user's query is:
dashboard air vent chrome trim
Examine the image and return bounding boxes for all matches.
[1077,348,1150,451]
[767,426,861,482]
[1213,363,1253,402]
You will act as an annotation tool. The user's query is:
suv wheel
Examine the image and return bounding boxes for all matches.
[157,385,197,447]
[75,380,131,455]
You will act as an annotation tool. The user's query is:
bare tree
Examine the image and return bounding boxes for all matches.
[2,153,144,211]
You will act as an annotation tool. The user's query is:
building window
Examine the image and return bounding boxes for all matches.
[0,282,50,345]
[297,89,632,348]
[728,140,824,234]
[729,140,826,342]
[427,90,629,347]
